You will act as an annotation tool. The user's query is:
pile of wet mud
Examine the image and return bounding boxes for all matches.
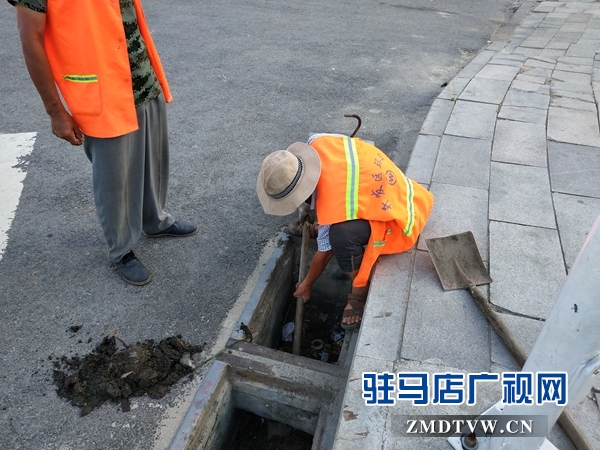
[53,335,204,415]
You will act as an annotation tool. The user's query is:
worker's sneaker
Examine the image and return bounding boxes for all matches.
[144,220,198,238]
[114,251,151,286]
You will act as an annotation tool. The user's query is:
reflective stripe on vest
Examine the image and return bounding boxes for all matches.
[343,137,359,221]
[62,74,99,83]
[402,175,415,236]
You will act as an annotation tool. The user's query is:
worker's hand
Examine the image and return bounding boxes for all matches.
[50,110,84,146]
[293,280,312,303]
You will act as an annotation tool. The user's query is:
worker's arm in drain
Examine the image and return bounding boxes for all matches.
[14,4,84,145]
[294,249,333,302]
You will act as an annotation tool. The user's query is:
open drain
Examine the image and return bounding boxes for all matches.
[169,234,361,450]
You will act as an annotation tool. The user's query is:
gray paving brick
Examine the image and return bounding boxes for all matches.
[504,89,550,109]
[420,98,454,136]
[551,79,593,93]
[438,77,470,100]
[547,106,600,146]
[555,62,593,73]
[514,47,543,57]
[498,105,548,124]
[560,22,588,33]
[492,120,547,167]
[406,135,440,185]
[551,88,594,101]
[553,192,600,271]
[515,73,550,84]
[432,135,491,189]
[534,3,562,14]
[417,182,489,258]
[553,31,584,43]
[566,44,599,57]
[511,79,550,94]
[400,251,490,373]
[540,48,566,58]
[522,36,555,48]
[476,64,522,81]
[356,251,414,362]
[444,101,498,140]
[458,78,511,104]
[546,39,571,49]
[521,66,553,77]
[489,162,556,228]
[489,221,566,318]
[456,51,494,78]
[552,69,592,84]
[548,141,600,197]
[550,95,597,111]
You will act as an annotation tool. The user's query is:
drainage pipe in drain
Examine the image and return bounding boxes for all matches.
[293,220,311,355]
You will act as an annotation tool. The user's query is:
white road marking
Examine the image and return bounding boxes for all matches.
[0,132,36,262]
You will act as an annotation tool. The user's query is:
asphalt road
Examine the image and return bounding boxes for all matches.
[1,0,519,448]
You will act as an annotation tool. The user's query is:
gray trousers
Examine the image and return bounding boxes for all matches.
[84,93,174,262]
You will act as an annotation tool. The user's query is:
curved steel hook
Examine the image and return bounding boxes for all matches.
[344,114,362,137]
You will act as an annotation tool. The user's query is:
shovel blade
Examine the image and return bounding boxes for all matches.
[425,231,492,291]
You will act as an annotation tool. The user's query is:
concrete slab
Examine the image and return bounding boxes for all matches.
[504,88,550,109]
[549,95,597,111]
[540,48,567,58]
[492,119,547,167]
[420,98,455,136]
[555,61,593,73]
[489,221,566,318]
[489,162,556,229]
[521,66,553,77]
[498,104,548,124]
[566,44,599,57]
[417,182,489,258]
[551,79,594,93]
[552,69,592,84]
[400,251,490,373]
[547,106,600,146]
[431,135,491,190]
[458,78,511,104]
[438,77,470,100]
[551,88,595,101]
[514,46,543,57]
[559,55,596,66]
[332,354,393,450]
[511,79,551,93]
[476,64,522,81]
[548,141,600,197]
[525,58,557,69]
[444,101,498,140]
[455,51,494,79]
[356,251,414,363]
[405,135,440,185]
[515,73,550,84]
[553,192,600,271]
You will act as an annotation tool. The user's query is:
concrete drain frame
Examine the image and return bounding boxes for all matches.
[169,233,359,450]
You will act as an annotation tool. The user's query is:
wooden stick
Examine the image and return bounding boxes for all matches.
[293,221,311,355]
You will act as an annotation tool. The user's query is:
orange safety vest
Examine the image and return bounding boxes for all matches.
[44,0,172,138]
[311,135,434,287]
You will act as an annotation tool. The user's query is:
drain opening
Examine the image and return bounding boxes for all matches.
[229,410,313,450]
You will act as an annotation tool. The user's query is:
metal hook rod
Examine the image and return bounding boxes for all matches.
[344,114,362,137]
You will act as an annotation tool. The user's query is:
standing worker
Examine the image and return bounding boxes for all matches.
[257,134,434,329]
[9,0,198,285]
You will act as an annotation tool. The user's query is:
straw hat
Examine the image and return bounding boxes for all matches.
[256,142,321,216]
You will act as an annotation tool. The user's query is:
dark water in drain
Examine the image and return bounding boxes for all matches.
[229,410,313,450]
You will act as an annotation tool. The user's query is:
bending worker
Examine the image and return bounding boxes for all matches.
[257,133,434,329]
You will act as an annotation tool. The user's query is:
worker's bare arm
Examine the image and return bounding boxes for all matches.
[15,5,84,145]
[293,249,334,302]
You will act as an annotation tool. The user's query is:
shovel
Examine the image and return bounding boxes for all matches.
[425,231,592,450]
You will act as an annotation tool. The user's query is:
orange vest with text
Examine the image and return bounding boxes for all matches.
[44,0,172,138]
[311,135,434,287]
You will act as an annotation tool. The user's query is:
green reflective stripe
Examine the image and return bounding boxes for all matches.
[62,74,98,83]
[373,241,386,247]
[343,137,359,220]
[403,175,415,236]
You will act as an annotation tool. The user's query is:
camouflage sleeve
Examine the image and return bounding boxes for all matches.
[8,0,47,13]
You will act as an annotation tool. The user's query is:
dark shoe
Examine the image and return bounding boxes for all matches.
[114,251,151,286]
[144,220,198,238]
